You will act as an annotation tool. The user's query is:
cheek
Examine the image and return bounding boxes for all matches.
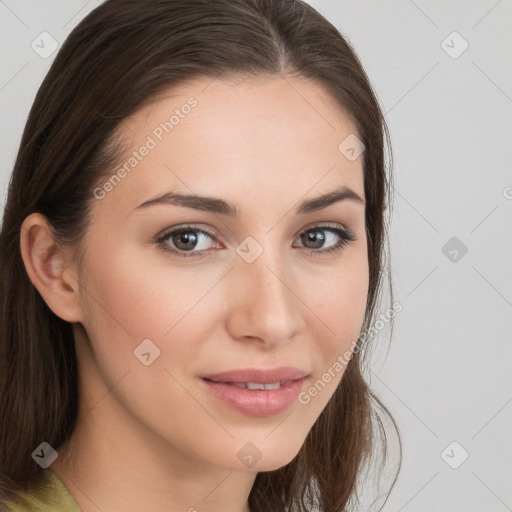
[78,240,227,371]
[302,256,369,349]
[75,246,228,448]
[292,258,368,415]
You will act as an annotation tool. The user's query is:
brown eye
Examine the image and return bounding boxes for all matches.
[156,225,218,258]
[295,226,356,254]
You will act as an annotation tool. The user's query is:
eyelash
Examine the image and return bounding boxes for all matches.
[155,223,357,259]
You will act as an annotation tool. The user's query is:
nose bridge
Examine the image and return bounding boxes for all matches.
[228,237,304,343]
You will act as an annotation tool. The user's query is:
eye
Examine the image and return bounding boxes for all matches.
[155,224,357,258]
[156,225,219,258]
[293,225,357,255]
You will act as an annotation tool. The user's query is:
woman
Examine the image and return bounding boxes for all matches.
[0,0,401,510]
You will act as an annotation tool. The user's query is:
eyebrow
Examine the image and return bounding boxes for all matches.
[130,185,364,217]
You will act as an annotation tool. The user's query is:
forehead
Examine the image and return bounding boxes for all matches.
[95,75,365,218]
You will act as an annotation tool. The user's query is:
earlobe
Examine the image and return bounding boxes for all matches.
[19,212,84,323]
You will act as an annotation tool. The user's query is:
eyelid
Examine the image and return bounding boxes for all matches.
[156,223,219,241]
[295,220,348,237]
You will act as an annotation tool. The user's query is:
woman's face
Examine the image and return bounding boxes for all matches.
[71,75,368,472]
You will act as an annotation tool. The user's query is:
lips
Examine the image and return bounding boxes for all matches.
[199,366,309,417]
[201,366,308,385]
[199,376,308,417]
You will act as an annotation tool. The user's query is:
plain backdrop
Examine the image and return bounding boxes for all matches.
[1,1,511,511]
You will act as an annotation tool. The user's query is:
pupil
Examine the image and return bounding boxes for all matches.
[304,230,324,249]
[175,232,197,250]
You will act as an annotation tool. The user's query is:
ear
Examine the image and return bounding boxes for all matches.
[19,212,84,323]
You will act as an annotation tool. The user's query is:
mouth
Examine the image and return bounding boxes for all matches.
[202,378,295,390]
[198,373,308,417]
[200,366,309,385]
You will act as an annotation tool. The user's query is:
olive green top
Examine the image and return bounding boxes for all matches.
[3,469,82,512]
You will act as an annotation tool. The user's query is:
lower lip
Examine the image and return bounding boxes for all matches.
[199,377,307,417]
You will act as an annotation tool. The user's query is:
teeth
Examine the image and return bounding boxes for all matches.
[229,381,290,390]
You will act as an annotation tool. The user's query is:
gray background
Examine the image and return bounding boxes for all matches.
[1,1,511,511]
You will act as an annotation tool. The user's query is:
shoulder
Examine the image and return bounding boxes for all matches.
[1,469,82,512]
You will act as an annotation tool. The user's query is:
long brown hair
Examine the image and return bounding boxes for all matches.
[0,0,401,509]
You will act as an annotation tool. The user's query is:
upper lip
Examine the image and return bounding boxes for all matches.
[201,366,308,384]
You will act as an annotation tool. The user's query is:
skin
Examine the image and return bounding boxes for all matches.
[20,74,369,512]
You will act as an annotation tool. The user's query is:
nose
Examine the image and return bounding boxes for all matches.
[224,245,306,347]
